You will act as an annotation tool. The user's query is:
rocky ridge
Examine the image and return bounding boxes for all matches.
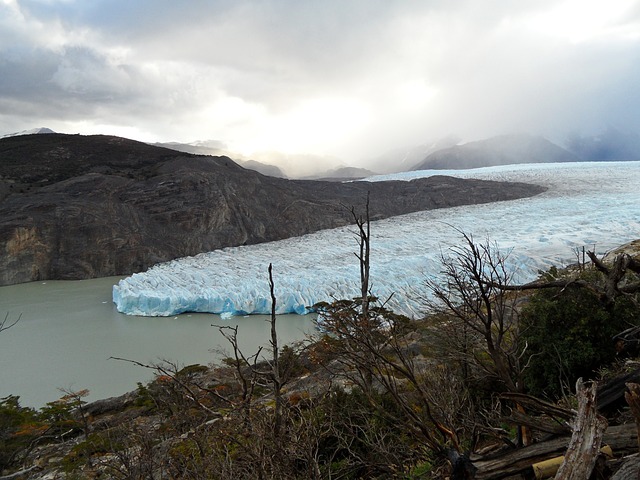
[0,133,546,286]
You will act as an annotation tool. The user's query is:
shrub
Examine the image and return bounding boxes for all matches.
[520,267,640,399]
[0,395,41,471]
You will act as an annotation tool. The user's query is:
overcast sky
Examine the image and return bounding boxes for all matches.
[1,0,639,169]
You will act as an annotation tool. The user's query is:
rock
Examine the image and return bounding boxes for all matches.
[603,239,640,262]
[0,133,546,286]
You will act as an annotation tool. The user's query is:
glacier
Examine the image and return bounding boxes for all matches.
[113,161,640,318]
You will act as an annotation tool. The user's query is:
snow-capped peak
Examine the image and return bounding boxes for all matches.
[1,127,56,138]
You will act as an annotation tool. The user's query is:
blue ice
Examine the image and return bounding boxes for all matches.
[113,161,640,318]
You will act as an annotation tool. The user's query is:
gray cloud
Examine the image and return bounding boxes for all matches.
[2,0,640,167]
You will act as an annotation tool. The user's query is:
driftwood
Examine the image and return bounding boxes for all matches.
[472,423,637,479]
[554,379,608,479]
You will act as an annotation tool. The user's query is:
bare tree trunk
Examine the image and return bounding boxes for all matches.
[268,263,283,439]
[351,192,370,318]
[350,194,373,392]
[554,379,607,480]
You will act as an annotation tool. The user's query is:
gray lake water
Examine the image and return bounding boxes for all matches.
[0,276,315,408]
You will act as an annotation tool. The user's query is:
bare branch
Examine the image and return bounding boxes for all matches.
[109,356,220,417]
[0,312,21,334]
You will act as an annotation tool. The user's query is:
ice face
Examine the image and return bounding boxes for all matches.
[113,161,640,318]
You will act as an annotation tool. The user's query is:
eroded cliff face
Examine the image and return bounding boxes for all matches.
[2,226,51,284]
[0,134,546,286]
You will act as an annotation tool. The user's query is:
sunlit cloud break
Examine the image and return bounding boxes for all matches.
[1,0,639,167]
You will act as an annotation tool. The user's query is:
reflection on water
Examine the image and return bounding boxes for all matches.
[0,277,316,408]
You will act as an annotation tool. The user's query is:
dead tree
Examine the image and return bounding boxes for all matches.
[267,263,283,437]
[215,324,261,427]
[554,379,608,479]
[316,200,476,478]
[351,192,371,318]
[423,231,537,448]
[424,232,529,395]
[495,250,640,308]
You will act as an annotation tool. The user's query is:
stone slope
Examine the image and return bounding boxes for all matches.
[0,134,545,285]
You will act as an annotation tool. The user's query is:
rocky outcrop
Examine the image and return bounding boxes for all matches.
[0,133,546,285]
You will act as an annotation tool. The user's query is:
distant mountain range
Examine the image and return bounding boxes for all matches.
[153,141,288,178]
[412,134,580,170]
[370,135,462,173]
[3,127,639,178]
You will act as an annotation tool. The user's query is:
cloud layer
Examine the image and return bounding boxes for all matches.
[1,0,639,166]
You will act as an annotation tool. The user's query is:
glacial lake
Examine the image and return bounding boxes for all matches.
[3,161,640,409]
[0,277,316,408]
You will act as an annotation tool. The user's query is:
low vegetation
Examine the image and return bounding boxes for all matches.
[2,206,640,479]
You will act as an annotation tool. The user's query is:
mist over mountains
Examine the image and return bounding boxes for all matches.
[152,141,288,178]
[411,134,580,171]
[145,128,640,177]
[4,127,640,179]
[565,128,640,162]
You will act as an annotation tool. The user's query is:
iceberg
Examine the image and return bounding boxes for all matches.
[113,161,640,318]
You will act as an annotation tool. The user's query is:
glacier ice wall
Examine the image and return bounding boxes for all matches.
[113,161,640,317]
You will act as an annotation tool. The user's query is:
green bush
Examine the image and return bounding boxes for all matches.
[0,395,41,471]
[520,267,640,399]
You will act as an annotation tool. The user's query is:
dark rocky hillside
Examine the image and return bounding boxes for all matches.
[0,134,545,285]
[412,134,580,170]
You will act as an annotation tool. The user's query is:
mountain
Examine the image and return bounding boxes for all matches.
[0,134,545,286]
[565,127,640,161]
[154,141,287,178]
[412,134,580,170]
[370,135,462,173]
[236,159,287,178]
[1,127,55,138]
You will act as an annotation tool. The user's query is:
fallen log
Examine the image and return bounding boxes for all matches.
[499,392,573,421]
[531,446,613,480]
[499,410,571,436]
[472,423,637,480]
